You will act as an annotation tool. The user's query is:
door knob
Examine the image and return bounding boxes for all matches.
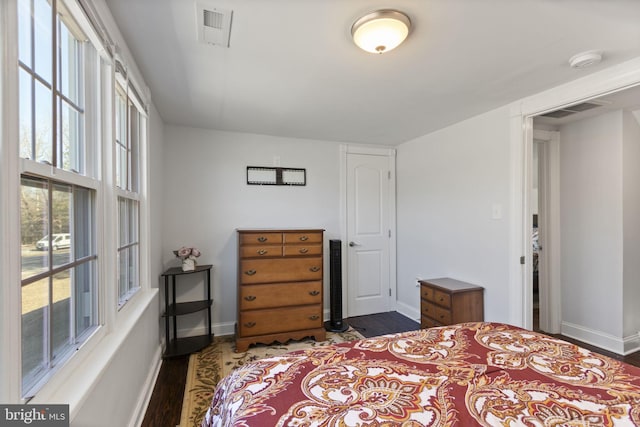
[349,241,361,247]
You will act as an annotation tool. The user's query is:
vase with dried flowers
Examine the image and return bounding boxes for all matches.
[174,246,201,271]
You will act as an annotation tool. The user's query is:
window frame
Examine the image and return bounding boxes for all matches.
[19,175,99,397]
[114,69,145,309]
[3,0,152,406]
[16,0,105,399]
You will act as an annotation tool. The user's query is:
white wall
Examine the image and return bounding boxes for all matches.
[559,111,624,339]
[161,126,343,335]
[71,299,160,426]
[623,111,640,342]
[396,106,513,323]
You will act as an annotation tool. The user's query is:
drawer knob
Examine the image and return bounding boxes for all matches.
[439,297,444,302]
[244,269,257,276]
[308,315,319,320]
[257,249,267,255]
[244,295,256,301]
[257,236,267,242]
[309,266,320,272]
[299,236,309,241]
[243,322,256,328]
[309,290,320,296]
[299,248,308,254]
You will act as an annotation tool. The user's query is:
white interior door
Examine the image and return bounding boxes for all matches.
[346,152,392,316]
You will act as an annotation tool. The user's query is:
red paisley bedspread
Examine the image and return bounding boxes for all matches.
[200,322,640,426]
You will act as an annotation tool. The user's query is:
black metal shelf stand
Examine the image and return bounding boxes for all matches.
[161,264,213,358]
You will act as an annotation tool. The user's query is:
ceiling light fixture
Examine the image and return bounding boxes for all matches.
[569,50,603,69]
[351,9,411,54]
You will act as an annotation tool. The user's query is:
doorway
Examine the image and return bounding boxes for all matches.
[531,130,561,334]
[341,146,396,317]
[523,84,640,339]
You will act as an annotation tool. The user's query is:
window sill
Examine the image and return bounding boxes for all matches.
[28,288,159,420]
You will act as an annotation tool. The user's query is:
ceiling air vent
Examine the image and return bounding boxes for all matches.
[539,101,604,119]
[196,3,233,47]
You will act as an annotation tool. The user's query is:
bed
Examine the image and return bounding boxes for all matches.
[201,322,640,426]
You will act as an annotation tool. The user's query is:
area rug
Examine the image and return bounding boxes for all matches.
[179,328,365,427]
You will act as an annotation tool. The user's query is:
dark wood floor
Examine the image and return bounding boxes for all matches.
[141,312,640,427]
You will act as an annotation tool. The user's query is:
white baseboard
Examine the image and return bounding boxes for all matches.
[176,321,236,339]
[561,321,627,355]
[176,310,423,343]
[129,345,162,427]
[395,300,420,324]
[214,321,237,336]
[624,331,640,355]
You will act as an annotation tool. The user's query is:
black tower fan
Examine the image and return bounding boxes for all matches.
[325,239,349,332]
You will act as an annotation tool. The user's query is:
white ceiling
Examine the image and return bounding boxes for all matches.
[104,0,640,145]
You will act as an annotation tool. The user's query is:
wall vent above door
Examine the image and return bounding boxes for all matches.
[196,3,233,47]
[539,101,605,119]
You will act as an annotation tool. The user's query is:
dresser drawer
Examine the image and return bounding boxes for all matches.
[284,232,323,244]
[240,245,282,258]
[238,306,322,337]
[240,257,322,284]
[283,243,322,257]
[240,281,322,310]
[240,232,283,245]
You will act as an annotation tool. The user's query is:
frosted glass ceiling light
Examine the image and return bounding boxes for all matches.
[352,10,411,54]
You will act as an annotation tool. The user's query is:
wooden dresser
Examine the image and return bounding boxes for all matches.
[419,278,484,328]
[236,229,326,352]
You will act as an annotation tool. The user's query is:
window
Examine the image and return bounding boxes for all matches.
[17,0,101,397]
[20,177,97,395]
[18,0,89,174]
[115,69,144,307]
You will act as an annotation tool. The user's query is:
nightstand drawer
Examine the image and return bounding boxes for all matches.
[422,302,452,324]
[431,305,452,324]
[432,289,451,308]
[420,286,433,301]
[421,315,443,329]
[421,301,436,318]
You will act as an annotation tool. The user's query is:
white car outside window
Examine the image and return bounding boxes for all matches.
[35,233,71,251]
